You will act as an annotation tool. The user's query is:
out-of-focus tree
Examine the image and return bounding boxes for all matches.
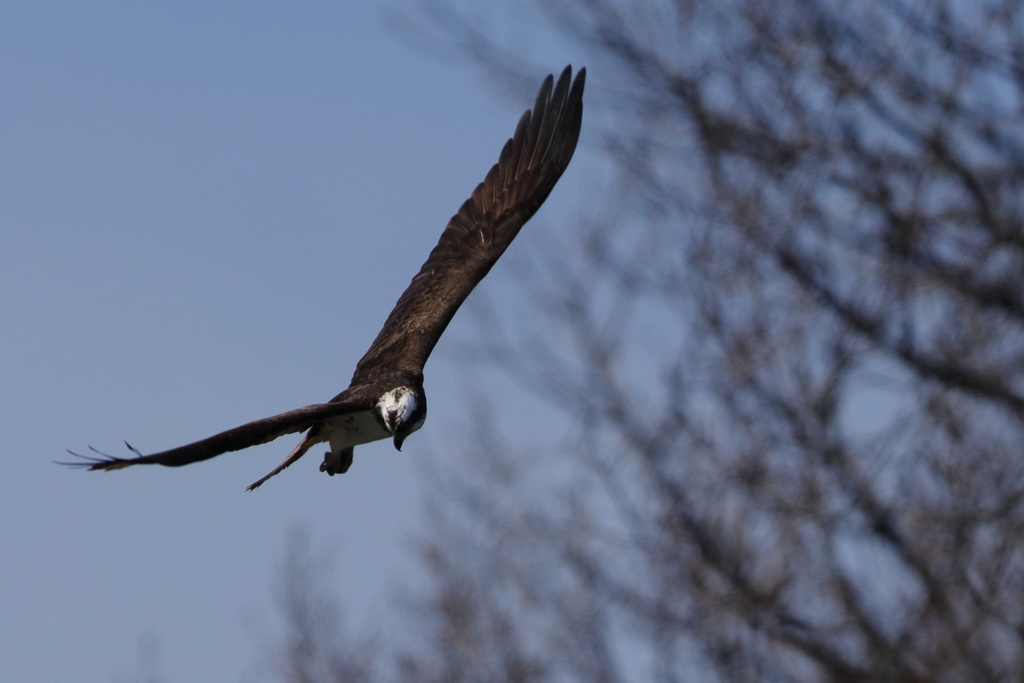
[272,1,1024,682]
[266,528,378,683]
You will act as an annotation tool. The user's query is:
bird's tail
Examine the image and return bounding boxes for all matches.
[246,437,314,491]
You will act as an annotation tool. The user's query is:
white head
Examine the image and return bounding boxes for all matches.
[377,386,426,450]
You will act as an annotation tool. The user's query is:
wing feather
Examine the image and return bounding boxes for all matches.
[351,66,585,384]
[63,396,369,471]
[63,67,586,485]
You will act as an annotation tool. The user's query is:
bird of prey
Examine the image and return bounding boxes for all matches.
[65,66,585,490]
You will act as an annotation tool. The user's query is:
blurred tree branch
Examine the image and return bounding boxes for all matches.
[268,527,378,683]
[274,1,1024,681]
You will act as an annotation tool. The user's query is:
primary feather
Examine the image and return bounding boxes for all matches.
[63,66,586,488]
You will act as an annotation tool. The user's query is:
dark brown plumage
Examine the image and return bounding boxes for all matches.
[64,66,585,488]
[351,67,585,384]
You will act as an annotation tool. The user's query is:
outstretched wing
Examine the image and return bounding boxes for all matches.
[350,66,585,385]
[62,395,367,471]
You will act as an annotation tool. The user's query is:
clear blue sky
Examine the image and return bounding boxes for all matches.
[0,2,586,681]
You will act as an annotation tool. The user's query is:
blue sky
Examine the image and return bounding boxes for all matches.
[0,2,588,680]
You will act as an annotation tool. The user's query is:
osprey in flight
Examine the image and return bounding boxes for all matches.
[66,66,585,490]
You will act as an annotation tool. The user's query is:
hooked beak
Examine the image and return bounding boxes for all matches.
[384,409,403,450]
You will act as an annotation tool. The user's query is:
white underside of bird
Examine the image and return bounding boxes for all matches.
[245,387,422,490]
[320,410,391,471]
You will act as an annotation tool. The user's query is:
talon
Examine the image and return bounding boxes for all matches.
[339,450,353,474]
[319,447,353,477]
